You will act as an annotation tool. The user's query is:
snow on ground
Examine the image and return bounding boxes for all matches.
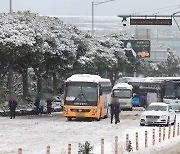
[0,111,180,154]
[122,116,180,154]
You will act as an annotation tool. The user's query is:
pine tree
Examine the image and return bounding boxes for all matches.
[78,141,93,154]
[128,140,133,152]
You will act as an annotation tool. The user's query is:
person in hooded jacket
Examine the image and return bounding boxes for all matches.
[109,97,121,124]
[47,98,52,114]
[8,98,18,119]
[34,95,40,115]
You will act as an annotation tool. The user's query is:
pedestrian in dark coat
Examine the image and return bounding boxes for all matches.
[109,97,121,124]
[47,98,52,114]
[8,99,18,119]
[34,95,40,115]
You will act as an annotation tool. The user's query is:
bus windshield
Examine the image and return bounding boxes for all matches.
[113,89,132,98]
[164,83,180,99]
[65,82,98,106]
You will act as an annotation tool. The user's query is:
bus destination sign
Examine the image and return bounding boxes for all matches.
[130,18,172,25]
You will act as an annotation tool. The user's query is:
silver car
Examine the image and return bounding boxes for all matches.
[140,102,176,126]
[51,96,63,111]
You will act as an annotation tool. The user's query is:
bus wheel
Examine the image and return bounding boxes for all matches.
[104,109,108,118]
[67,117,72,121]
[96,109,102,121]
[96,116,101,121]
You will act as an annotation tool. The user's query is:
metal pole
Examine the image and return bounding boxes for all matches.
[10,0,12,13]
[91,0,115,35]
[92,2,94,35]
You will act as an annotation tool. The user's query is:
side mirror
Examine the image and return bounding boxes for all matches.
[169,109,173,112]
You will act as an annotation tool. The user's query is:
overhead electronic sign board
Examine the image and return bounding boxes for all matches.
[130,18,172,25]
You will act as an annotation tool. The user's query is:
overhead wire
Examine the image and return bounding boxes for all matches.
[132,4,180,15]
[153,6,180,15]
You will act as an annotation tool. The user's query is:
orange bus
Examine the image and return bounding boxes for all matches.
[63,74,111,121]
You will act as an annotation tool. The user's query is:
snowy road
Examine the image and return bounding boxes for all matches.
[0,111,180,154]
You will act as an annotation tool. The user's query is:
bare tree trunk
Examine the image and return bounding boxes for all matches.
[33,67,43,94]
[22,68,29,98]
[52,71,57,95]
[8,65,13,94]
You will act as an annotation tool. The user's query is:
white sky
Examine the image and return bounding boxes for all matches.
[0,0,180,16]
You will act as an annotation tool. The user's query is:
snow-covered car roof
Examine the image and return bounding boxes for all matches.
[149,102,169,106]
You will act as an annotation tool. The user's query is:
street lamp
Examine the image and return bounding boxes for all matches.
[92,0,115,35]
[10,0,12,13]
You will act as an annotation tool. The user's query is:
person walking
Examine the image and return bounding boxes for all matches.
[109,97,121,124]
[47,98,52,114]
[8,97,18,119]
[39,98,46,114]
[34,95,40,115]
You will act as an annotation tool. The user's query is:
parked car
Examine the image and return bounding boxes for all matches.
[51,96,63,111]
[140,102,176,126]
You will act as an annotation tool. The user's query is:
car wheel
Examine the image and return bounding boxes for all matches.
[172,116,176,125]
[165,117,170,126]
[140,123,145,126]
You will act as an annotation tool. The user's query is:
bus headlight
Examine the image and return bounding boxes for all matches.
[93,108,97,113]
[64,107,68,112]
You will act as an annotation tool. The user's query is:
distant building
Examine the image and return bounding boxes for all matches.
[144,45,168,62]
[134,28,168,62]
[135,28,151,40]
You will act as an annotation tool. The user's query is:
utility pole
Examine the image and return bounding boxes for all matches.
[92,1,94,33]
[10,0,12,13]
[92,0,115,35]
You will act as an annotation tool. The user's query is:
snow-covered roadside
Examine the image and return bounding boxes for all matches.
[122,121,180,154]
[121,112,180,154]
[0,112,179,154]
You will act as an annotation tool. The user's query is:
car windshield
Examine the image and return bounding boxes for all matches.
[146,105,167,111]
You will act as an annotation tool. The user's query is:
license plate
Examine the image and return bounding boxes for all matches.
[147,118,156,122]
[76,113,85,117]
